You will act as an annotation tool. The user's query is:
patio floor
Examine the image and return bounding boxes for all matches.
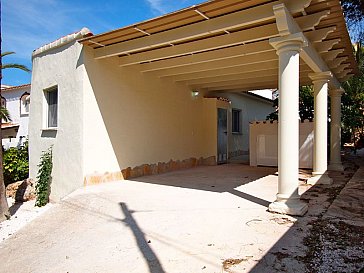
[0,163,361,273]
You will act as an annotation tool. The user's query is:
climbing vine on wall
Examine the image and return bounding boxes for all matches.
[35,147,53,207]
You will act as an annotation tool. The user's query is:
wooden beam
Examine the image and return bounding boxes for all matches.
[197,75,279,89]
[305,26,336,42]
[138,41,273,72]
[173,61,312,82]
[321,49,345,62]
[206,76,312,91]
[192,72,310,89]
[210,85,277,92]
[118,11,329,66]
[145,51,278,77]
[119,25,277,66]
[332,63,350,74]
[94,0,311,59]
[183,66,312,86]
[274,4,329,35]
[207,81,278,91]
[173,61,280,82]
[337,69,353,79]
[327,57,348,68]
[186,68,279,86]
[313,38,341,53]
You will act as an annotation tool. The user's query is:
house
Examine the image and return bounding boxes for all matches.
[29,0,357,216]
[1,84,31,149]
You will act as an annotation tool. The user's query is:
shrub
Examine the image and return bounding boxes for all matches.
[35,147,53,207]
[3,140,29,186]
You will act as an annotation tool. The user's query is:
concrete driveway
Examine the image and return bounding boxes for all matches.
[0,164,312,273]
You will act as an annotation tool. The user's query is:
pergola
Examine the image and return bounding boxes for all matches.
[79,0,357,215]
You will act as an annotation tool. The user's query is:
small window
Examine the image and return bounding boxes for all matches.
[20,92,30,116]
[44,87,58,128]
[232,109,241,133]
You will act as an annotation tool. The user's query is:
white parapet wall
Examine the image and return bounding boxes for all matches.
[249,120,314,168]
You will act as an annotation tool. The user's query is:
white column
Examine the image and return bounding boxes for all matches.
[268,33,308,216]
[328,88,344,171]
[307,72,333,185]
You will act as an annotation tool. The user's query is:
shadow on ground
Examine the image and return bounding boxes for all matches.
[131,164,276,208]
[130,158,364,272]
[246,153,364,273]
[9,202,23,216]
[120,202,167,273]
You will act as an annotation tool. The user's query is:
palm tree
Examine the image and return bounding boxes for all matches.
[0,1,31,222]
[0,106,11,122]
[1,51,30,72]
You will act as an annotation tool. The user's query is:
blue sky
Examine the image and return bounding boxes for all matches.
[2,0,206,86]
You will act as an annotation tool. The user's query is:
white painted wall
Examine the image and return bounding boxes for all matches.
[2,85,30,148]
[29,41,84,201]
[211,92,274,155]
[249,121,314,168]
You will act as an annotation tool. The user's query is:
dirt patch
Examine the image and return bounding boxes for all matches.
[301,156,364,273]
[222,258,249,271]
[270,217,296,225]
[302,219,364,273]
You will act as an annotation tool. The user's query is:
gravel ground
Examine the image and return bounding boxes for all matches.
[302,153,364,273]
[0,198,52,242]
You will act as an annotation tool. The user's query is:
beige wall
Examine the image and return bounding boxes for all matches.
[30,42,220,200]
[31,41,280,199]
[82,47,218,176]
[250,120,314,168]
[29,41,85,201]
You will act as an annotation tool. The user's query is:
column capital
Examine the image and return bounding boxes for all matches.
[329,87,345,97]
[309,71,332,83]
[269,32,308,55]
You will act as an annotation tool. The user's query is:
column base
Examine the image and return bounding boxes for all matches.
[268,199,308,216]
[307,172,333,185]
[328,163,344,171]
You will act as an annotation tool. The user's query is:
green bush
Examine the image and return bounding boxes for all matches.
[35,147,53,207]
[3,140,29,186]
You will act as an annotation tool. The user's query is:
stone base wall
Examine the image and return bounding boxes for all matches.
[84,156,216,186]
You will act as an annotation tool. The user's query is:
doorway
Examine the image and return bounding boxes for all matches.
[217,108,228,164]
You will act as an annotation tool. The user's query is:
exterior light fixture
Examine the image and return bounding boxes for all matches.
[191,90,199,97]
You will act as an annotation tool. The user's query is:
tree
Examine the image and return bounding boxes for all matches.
[1,51,30,72]
[0,106,11,122]
[341,0,364,42]
[0,1,31,222]
[341,43,364,150]
[266,86,314,121]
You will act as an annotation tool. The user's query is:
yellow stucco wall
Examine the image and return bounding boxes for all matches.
[82,47,218,176]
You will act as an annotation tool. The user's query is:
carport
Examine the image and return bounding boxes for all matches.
[79,0,357,215]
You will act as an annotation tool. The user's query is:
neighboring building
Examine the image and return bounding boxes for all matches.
[210,92,274,159]
[1,84,31,149]
[29,0,356,217]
